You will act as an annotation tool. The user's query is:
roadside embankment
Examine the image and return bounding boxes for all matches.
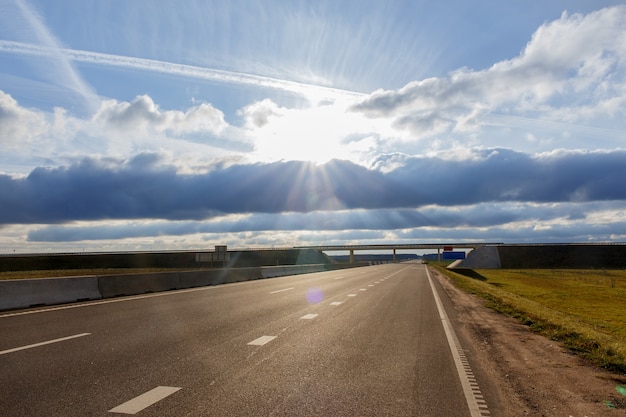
[434,264,626,374]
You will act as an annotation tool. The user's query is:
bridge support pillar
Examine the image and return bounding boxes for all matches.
[393,249,396,263]
[437,248,441,263]
[349,249,354,264]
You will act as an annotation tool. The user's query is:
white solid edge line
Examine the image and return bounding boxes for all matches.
[424,266,486,417]
[109,386,182,414]
[0,333,91,356]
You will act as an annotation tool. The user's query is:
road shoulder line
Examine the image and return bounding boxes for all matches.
[425,266,491,417]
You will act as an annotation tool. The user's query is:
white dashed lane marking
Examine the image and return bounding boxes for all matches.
[270,287,295,294]
[109,386,181,415]
[347,294,357,297]
[300,314,319,320]
[329,302,343,306]
[0,333,91,356]
[247,335,277,346]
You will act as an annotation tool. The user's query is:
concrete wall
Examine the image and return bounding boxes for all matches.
[450,246,501,269]
[449,244,626,270]
[0,264,326,311]
[0,276,102,310]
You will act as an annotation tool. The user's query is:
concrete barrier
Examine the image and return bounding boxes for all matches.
[178,270,224,288]
[0,276,101,310]
[261,266,282,278]
[225,267,263,283]
[0,264,328,311]
[261,264,325,278]
[97,272,181,298]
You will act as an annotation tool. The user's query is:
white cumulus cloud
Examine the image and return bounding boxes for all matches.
[93,95,228,136]
[351,6,626,142]
[0,90,47,149]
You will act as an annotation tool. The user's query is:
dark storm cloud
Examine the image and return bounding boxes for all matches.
[2,148,626,225]
[23,203,550,242]
[387,149,626,205]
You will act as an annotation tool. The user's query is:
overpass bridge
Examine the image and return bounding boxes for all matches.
[295,243,503,263]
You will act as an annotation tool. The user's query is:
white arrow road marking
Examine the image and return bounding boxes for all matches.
[109,386,181,414]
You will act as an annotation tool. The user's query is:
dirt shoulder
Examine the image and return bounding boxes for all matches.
[431,267,626,417]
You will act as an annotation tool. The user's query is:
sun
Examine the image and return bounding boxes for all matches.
[247,98,378,165]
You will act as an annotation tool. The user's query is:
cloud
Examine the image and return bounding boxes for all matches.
[2,148,626,225]
[0,90,255,174]
[93,95,228,136]
[386,148,626,205]
[24,200,626,244]
[239,99,284,128]
[0,90,48,149]
[351,6,626,138]
[15,203,565,241]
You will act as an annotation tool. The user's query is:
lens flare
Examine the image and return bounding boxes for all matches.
[306,288,324,304]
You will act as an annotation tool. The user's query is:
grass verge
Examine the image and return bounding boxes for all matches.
[432,264,626,374]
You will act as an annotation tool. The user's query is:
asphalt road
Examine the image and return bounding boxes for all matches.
[0,262,493,416]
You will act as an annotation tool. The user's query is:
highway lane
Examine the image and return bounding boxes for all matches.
[0,263,493,416]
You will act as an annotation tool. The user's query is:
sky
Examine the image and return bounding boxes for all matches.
[1,0,626,253]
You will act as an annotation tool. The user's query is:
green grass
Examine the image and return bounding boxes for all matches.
[433,264,626,374]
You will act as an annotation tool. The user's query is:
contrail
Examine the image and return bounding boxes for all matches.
[12,0,98,110]
[0,40,365,102]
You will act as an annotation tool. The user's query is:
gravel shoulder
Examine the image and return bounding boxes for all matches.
[431,267,626,417]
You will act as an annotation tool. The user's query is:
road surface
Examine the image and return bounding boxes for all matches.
[1,262,494,416]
